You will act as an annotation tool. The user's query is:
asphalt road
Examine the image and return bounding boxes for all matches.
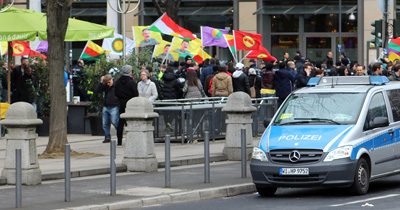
[138,174,400,210]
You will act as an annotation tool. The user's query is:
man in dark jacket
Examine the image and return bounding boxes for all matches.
[115,65,138,146]
[296,63,312,88]
[200,58,216,85]
[232,63,251,95]
[97,74,120,143]
[275,62,295,106]
[249,59,261,77]
[11,57,29,103]
[16,66,37,105]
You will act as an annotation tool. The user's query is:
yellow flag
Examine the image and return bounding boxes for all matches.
[170,37,203,61]
[153,40,175,62]
[133,26,163,47]
[0,41,8,55]
[389,52,400,62]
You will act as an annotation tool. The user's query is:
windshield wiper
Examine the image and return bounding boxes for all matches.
[294,118,342,125]
[278,121,313,125]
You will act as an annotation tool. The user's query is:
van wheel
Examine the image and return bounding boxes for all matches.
[256,185,277,197]
[349,158,370,195]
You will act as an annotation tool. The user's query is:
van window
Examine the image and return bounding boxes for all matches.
[387,89,400,122]
[274,93,365,125]
[364,92,387,130]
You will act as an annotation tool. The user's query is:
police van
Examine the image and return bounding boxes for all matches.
[250,76,400,196]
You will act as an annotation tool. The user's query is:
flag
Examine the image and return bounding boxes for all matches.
[233,30,262,51]
[388,38,400,62]
[11,41,31,56]
[193,50,212,64]
[29,50,47,59]
[224,34,236,60]
[80,41,110,60]
[152,40,175,62]
[201,26,229,47]
[246,45,277,62]
[35,41,48,53]
[102,33,135,55]
[148,13,196,40]
[170,37,203,61]
[133,26,163,47]
[0,41,8,55]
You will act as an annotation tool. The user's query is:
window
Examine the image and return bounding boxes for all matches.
[271,15,299,32]
[387,89,400,122]
[364,93,387,130]
[274,93,365,125]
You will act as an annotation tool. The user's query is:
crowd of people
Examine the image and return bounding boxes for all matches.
[1,49,397,144]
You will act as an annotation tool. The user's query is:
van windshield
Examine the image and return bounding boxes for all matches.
[274,93,366,125]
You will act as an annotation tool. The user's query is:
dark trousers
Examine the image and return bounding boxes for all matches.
[117,100,128,145]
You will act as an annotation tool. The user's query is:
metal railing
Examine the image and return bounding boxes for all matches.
[153,96,279,143]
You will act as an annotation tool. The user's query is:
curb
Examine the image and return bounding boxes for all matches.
[40,154,227,182]
[63,183,256,210]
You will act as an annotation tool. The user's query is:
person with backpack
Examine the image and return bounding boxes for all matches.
[248,68,261,98]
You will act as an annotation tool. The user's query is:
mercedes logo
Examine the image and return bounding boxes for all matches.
[289,150,301,162]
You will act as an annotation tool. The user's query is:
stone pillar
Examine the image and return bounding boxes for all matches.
[0,102,43,185]
[222,92,256,160]
[121,97,159,172]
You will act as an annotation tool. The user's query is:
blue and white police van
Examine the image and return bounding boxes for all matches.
[250,76,400,196]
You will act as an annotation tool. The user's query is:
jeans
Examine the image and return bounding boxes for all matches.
[102,106,119,140]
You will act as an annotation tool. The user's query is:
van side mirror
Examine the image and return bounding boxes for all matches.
[264,118,272,128]
[370,117,389,129]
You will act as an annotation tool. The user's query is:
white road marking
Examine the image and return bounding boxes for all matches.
[330,194,400,207]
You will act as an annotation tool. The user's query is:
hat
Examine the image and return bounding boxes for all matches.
[294,55,301,61]
[235,63,244,70]
[185,55,192,61]
[249,59,256,63]
[304,58,311,62]
[296,50,301,55]
[249,68,256,75]
[121,65,132,75]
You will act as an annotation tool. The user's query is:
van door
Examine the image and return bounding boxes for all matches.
[386,89,400,173]
[364,92,395,176]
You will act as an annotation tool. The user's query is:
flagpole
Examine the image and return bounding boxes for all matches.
[163,37,175,64]
[239,50,252,63]
[223,35,238,63]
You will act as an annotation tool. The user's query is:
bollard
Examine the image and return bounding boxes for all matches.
[15,149,22,208]
[189,104,193,143]
[165,135,171,187]
[181,104,185,144]
[204,131,210,183]
[65,144,71,202]
[110,140,116,196]
[241,129,247,178]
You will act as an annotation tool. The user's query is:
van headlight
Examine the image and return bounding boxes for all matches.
[252,147,268,161]
[324,146,353,162]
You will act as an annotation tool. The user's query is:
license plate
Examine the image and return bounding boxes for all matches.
[279,168,309,175]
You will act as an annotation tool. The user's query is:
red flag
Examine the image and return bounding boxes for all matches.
[11,41,31,56]
[233,30,262,51]
[29,50,47,59]
[246,45,277,62]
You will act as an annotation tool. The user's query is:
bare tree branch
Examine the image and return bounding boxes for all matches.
[152,0,164,16]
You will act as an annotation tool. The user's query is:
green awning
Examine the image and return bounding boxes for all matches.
[135,7,232,16]
[71,8,107,17]
[253,5,357,15]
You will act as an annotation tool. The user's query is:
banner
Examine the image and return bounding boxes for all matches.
[153,40,175,62]
[11,41,31,56]
[170,37,202,61]
[80,41,110,60]
[201,26,229,48]
[0,41,7,55]
[148,13,196,40]
[133,26,162,47]
[102,33,135,55]
[233,30,262,51]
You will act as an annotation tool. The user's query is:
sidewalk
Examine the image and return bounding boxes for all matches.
[0,134,260,209]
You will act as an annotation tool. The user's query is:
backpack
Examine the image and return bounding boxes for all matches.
[250,77,256,98]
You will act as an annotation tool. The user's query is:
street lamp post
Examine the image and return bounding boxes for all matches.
[107,0,141,63]
[339,0,342,61]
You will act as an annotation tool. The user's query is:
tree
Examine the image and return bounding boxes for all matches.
[43,0,72,153]
[152,0,181,22]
